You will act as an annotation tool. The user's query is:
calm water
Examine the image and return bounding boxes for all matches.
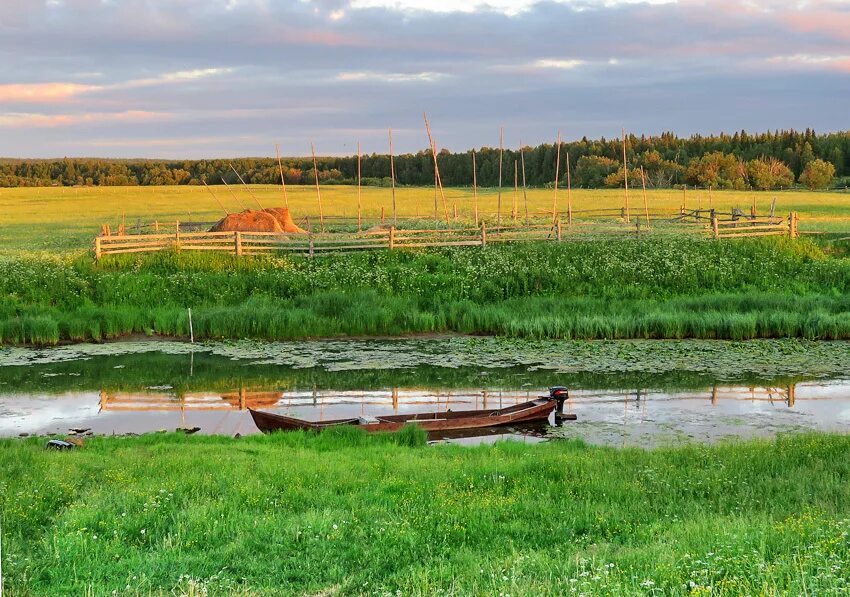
[2,340,850,447]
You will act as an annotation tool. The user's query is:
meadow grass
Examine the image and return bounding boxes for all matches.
[1,237,849,344]
[2,430,850,595]
[1,184,849,252]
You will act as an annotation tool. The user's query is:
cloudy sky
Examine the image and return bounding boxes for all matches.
[1,0,848,158]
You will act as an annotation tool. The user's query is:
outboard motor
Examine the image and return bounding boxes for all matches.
[548,386,570,414]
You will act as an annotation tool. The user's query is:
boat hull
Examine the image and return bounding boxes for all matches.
[249,399,559,434]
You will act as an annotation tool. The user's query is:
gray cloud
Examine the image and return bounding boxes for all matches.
[0,0,848,157]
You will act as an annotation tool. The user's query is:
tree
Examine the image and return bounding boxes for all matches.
[799,159,836,190]
[574,155,620,188]
[685,152,747,189]
[746,158,794,190]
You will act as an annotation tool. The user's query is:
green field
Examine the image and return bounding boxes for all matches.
[1,185,849,253]
[2,430,850,595]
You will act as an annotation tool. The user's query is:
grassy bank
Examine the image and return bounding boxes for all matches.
[2,431,850,595]
[2,237,850,344]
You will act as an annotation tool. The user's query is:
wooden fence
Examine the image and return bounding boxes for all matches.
[711,212,798,239]
[93,212,801,259]
[94,221,635,259]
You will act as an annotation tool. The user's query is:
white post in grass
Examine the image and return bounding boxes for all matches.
[188,308,194,344]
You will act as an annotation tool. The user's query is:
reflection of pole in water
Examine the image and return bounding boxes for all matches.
[239,386,246,411]
[392,388,398,412]
[482,390,488,409]
[189,351,194,377]
[622,392,628,449]
[99,389,107,413]
[711,386,718,406]
[787,384,796,408]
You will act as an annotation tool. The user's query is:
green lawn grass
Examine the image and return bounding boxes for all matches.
[1,185,848,253]
[2,430,850,595]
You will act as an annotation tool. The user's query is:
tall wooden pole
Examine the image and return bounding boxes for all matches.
[357,141,362,231]
[310,142,325,232]
[472,150,479,226]
[640,165,650,226]
[497,126,503,227]
[513,159,518,222]
[566,151,573,225]
[423,112,450,224]
[520,142,528,222]
[389,128,397,225]
[552,131,561,223]
[276,144,288,209]
[622,128,630,223]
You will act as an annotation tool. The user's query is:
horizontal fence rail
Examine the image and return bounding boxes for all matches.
[93,212,800,259]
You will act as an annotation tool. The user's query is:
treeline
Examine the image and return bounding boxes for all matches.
[1,128,848,189]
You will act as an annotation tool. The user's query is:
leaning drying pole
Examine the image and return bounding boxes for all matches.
[310,142,325,231]
[229,164,263,210]
[423,112,450,224]
[640,165,651,225]
[552,131,561,223]
[220,176,247,211]
[201,178,229,215]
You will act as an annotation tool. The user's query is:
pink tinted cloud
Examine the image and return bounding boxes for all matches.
[0,110,174,128]
[0,82,99,103]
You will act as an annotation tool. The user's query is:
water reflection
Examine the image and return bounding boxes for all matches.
[4,381,850,447]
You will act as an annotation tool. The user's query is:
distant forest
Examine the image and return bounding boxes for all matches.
[2,129,848,190]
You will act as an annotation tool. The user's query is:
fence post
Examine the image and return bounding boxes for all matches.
[556,217,562,242]
[711,213,719,239]
[635,217,641,236]
[94,236,102,261]
[789,212,799,238]
[154,220,159,232]
[389,226,395,250]
[381,207,385,225]
[308,234,314,258]
[480,221,487,247]
[235,231,243,257]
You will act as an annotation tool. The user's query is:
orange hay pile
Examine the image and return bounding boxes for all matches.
[210,207,307,234]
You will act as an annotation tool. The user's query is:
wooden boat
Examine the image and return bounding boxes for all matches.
[249,398,568,434]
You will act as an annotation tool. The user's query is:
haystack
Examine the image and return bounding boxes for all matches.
[209,207,307,234]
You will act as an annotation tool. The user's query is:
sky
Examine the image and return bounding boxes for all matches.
[0,0,848,158]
